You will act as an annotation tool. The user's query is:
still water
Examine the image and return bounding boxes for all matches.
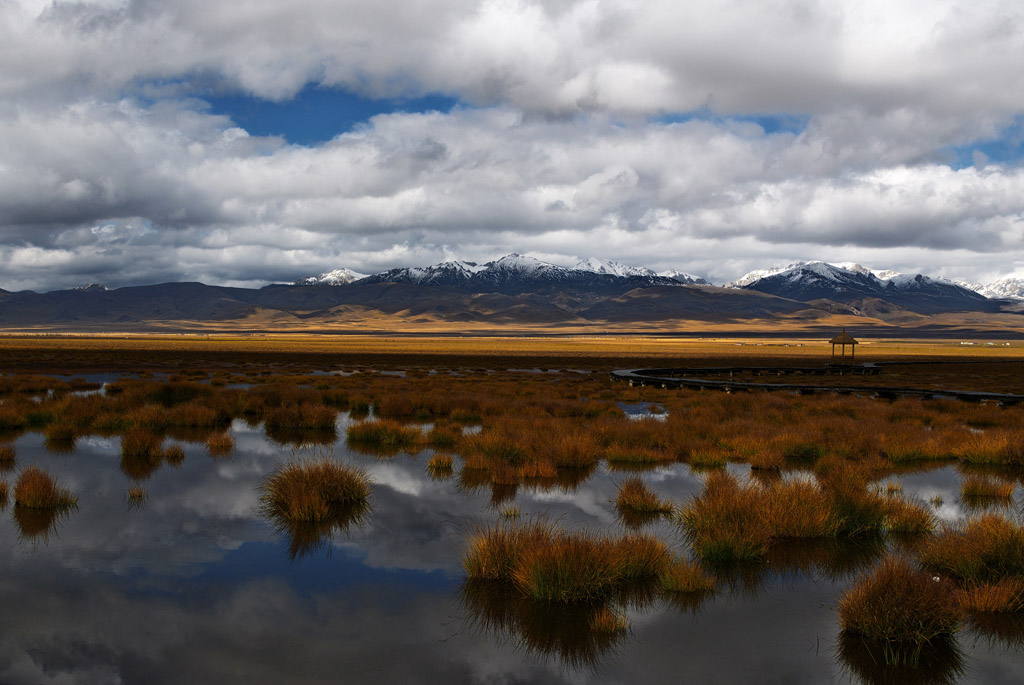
[1,415,1023,684]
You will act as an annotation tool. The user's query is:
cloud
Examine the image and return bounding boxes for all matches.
[1,1,1023,288]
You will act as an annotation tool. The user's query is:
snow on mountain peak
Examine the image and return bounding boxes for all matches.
[574,257,656,278]
[294,268,367,286]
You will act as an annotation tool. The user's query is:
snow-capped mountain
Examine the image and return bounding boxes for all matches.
[296,254,702,292]
[732,261,995,314]
[357,260,483,287]
[657,270,710,286]
[294,268,367,286]
[959,278,1024,300]
[74,283,108,292]
[574,257,656,278]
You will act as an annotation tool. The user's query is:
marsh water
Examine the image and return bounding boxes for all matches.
[2,411,1024,684]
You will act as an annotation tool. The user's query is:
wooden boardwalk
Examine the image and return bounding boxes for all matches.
[610,364,1024,405]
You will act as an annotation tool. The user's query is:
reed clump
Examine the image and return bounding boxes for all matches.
[659,558,715,594]
[838,556,960,645]
[205,432,234,458]
[680,471,770,562]
[426,454,455,478]
[614,477,672,515]
[346,419,420,453]
[919,514,1024,584]
[260,460,372,523]
[463,520,669,603]
[958,578,1024,613]
[12,466,77,509]
[960,474,1015,503]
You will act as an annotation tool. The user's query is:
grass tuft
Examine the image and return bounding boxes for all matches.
[838,555,960,645]
[205,432,234,458]
[260,460,372,523]
[659,558,715,594]
[12,466,77,509]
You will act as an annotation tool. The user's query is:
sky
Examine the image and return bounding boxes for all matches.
[2,0,1024,291]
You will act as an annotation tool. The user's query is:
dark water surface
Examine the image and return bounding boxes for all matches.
[2,416,1023,684]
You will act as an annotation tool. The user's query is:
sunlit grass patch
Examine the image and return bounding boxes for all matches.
[614,477,672,516]
[680,471,770,563]
[346,419,420,453]
[13,466,77,509]
[960,474,1015,503]
[883,496,937,535]
[260,459,372,523]
[838,556,960,645]
[763,479,839,539]
[919,514,1024,584]
[959,578,1024,613]
[659,558,715,594]
[426,453,454,478]
[205,432,234,458]
[463,520,669,603]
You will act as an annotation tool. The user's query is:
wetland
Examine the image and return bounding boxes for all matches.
[1,336,1024,684]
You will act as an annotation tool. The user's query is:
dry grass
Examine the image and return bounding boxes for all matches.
[919,514,1024,584]
[959,579,1024,613]
[126,486,146,506]
[659,558,715,594]
[462,520,669,603]
[12,466,77,509]
[260,460,372,523]
[614,477,672,515]
[426,454,455,478]
[205,432,234,458]
[838,556,960,645]
[763,479,839,539]
[960,474,1015,502]
[0,480,7,509]
[346,419,420,453]
[680,471,771,562]
[884,496,937,535]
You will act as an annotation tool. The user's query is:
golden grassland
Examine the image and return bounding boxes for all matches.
[3,340,1024,665]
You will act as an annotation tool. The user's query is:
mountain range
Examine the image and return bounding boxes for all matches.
[0,255,1021,335]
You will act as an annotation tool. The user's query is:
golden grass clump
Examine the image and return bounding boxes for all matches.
[958,578,1024,613]
[614,477,672,515]
[883,496,937,535]
[205,432,234,458]
[126,486,146,506]
[463,521,669,603]
[838,556,960,645]
[919,513,1024,584]
[426,454,455,478]
[12,466,77,509]
[346,419,420,453]
[260,460,372,523]
[763,479,838,539]
[960,474,1015,502]
[680,471,770,562]
[659,558,715,594]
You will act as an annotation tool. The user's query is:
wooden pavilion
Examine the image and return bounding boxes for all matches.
[830,328,858,362]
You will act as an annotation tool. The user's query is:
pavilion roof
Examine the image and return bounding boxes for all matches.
[829,329,858,345]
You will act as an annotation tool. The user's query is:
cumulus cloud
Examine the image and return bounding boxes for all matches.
[0,0,1023,289]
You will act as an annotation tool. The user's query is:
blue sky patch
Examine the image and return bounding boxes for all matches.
[201,85,459,145]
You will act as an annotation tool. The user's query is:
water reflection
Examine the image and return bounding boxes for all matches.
[460,580,630,671]
[12,503,76,542]
[836,633,965,685]
[1,415,1024,682]
[263,498,372,561]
